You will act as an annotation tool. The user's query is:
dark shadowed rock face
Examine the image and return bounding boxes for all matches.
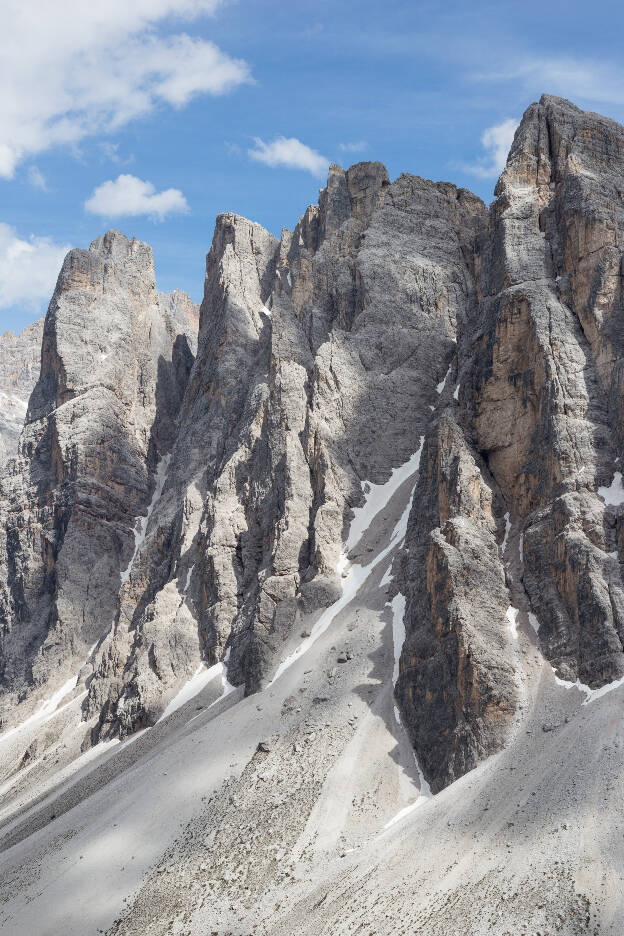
[396,412,517,793]
[0,318,44,469]
[3,97,624,795]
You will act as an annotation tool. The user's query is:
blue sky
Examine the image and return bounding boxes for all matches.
[1,0,624,333]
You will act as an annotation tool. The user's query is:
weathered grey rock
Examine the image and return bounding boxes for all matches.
[0,231,196,734]
[87,165,486,739]
[397,95,624,792]
[471,95,624,687]
[4,98,624,800]
[396,412,518,792]
[0,318,43,469]
[159,289,200,356]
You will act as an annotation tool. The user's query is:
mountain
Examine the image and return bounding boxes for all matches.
[0,317,44,469]
[1,95,624,935]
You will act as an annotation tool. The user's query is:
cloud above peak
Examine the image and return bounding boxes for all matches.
[0,223,70,311]
[463,118,519,179]
[0,1,250,178]
[248,137,329,176]
[85,175,189,220]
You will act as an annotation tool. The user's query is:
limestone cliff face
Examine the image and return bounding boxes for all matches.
[0,231,196,730]
[396,412,518,792]
[0,318,44,469]
[3,96,624,796]
[397,95,624,792]
[86,165,486,741]
[471,95,624,688]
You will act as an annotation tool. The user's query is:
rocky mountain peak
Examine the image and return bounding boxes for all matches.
[4,100,624,936]
[4,96,624,935]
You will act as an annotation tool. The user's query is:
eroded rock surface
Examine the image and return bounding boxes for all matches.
[0,231,196,734]
[0,318,44,469]
[2,96,624,803]
[87,164,487,741]
[397,94,624,791]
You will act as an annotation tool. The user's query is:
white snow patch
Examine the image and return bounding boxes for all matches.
[390,594,406,689]
[157,649,237,724]
[453,383,460,400]
[0,390,27,411]
[385,587,433,820]
[380,564,393,588]
[183,563,195,598]
[384,785,431,828]
[271,440,425,686]
[506,605,519,640]
[528,612,540,634]
[120,728,150,749]
[0,643,97,748]
[157,661,223,723]
[519,532,524,564]
[436,364,452,394]
[286,270,292,287]
[501,511,511,555]
[551,667,624,705]
[428,405,435,412]
[121,453,171,585]
[345,437,424,555]
[215,647,237,702]
[598,472,624,506]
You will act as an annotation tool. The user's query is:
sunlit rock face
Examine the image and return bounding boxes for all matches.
[87,166,487,742]
[397,95,624,791]
[0,317,43,469]
[3,96,624,797]
[0,231,196,736]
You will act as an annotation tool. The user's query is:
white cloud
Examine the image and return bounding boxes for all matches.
[248,137,329,176]
[85,174,189,220]
[0,223,70,311]
[0,1,250,178]
[477,56,624,108]
[338,141,368,153]
[463,118,519,179]
[27,166,47,191]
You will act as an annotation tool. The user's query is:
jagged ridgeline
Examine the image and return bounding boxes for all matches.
[1,95,624,796]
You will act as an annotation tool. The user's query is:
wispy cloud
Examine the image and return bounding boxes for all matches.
[0,222,70,311]
[85,174,189,221]
[338,141,368,154]
[0,1,251,178]
[224,141,243,157]
[27,166,47,191]
[462,118,518,179]
[98,142,134,167]
[248,137,329,176]
[475,56,624,108]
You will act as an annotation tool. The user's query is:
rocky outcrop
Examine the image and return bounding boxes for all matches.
[396,412,518,792]
[160,289,200,355]
[471,95,624,687]
[0,318,44,469]
[3,96,624,799]
[397,94,624,792]
[0,231,196,731]
[86,164,486,740]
